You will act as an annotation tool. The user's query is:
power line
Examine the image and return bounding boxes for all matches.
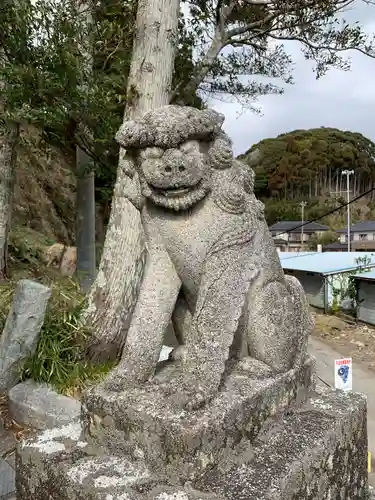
[272,184,375,238]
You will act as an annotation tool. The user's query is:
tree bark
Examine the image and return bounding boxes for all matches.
[0,122,18,280]
[0,45,19,280]
[84,0,180,362]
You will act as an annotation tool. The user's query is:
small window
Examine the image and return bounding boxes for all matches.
[359,233,368,241]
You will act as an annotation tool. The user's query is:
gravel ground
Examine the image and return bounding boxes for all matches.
[312,310,375,372]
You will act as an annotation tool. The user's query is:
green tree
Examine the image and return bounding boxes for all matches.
[241,128,375,202]
[175,0,375,108]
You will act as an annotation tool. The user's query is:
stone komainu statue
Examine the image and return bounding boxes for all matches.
[105,105,313,410]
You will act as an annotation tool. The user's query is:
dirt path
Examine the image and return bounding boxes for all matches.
[312,310,375,372]
[308,334,375,487]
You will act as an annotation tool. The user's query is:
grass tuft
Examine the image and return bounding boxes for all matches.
[0,276,113,398]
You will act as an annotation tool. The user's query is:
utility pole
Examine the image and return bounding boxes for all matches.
[300,201,307,251]
[341,169,354,252]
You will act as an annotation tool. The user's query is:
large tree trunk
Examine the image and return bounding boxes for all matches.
[84,0,180,362]
[0,122,18,280]
[75,0,97,292]
[0,46,19,280]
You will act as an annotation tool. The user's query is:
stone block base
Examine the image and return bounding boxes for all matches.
[82,356,315,479]
[16,390,369,500]
[8,380,81,430]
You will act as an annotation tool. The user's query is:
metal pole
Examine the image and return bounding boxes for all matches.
[300,201,307,251]
[341,170,354,252]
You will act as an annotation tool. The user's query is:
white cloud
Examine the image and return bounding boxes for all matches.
[210,4,375,155]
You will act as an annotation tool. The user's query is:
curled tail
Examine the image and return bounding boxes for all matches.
[284,275,314,368]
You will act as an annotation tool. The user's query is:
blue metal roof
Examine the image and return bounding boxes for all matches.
[279,252,375,275]
[353,270,375,281]
[278,252,315,260]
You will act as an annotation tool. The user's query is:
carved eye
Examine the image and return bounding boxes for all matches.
[140,147,164,160]
[180,140,200,154]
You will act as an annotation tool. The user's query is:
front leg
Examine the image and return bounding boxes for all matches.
[104,218,181,392]
[166,226,260,409]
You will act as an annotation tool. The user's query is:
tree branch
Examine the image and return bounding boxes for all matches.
[268,33,375,60]
[224,12,279,40]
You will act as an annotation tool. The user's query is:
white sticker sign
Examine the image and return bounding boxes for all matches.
[334,358,352,391]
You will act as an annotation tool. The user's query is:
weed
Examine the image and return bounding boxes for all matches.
[0,276,112,397]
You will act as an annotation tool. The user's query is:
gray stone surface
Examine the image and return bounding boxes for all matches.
[0,279,51,393]
[107,105,313,409]
[15,389,369,500]
[8,380,81,430]
[83,356,315,480]
[195,389,369,499]
[0,458,15,499]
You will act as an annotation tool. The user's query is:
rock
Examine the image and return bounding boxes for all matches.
[82,356,315,480]
[195,390,368,499]
[44,243,77,276]
[59,246,77,277]
[0,457,15,499]
[8,380,81,430]
[16,389,369,500]
[0,280,51,393]
[44,243,65,267]
[351,340,365,348]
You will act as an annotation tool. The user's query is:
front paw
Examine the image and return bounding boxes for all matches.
[101,363,141,392]
[116,173,145,211]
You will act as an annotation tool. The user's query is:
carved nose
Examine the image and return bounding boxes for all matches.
[164,164,185,173]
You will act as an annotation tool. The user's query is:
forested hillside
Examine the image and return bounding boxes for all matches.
[240,128,375,226]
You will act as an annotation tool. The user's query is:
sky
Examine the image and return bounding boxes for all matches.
[209,3,375,156]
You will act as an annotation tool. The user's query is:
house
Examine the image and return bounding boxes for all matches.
[322,242,347,252]
[270,221,329,252]
[330,221,375,252]
[352,270,375,326]
[278,251,375,312]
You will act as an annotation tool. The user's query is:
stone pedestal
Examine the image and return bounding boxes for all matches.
[15,356,370,499]
[81,356,315,480]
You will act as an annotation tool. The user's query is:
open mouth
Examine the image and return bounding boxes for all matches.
[140,173,211,211]
[160,186,190,197]
[153,180,203,198]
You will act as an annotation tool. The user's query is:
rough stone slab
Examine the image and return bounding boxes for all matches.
[82,356,315,479]
[15,389,370,499]
[8,380,81,430]
[0,458,15,499]
[0,430,17,458]
[15,422,220,500]
[196,390,369,499]
[16,422,159,500]
[0,280,51,393]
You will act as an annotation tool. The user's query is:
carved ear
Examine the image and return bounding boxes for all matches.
[119,151,137,178]
[208,132,233,170]
[201,109,225,132]
[115,120,152,149]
